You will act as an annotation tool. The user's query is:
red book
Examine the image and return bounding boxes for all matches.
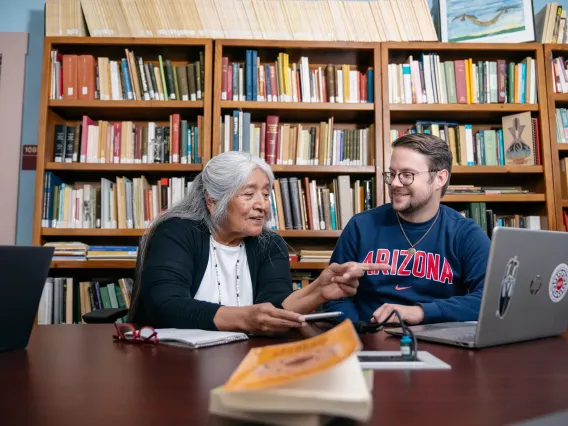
[454,60,467,104]
[171,114,180,163]
[265,116,280,165]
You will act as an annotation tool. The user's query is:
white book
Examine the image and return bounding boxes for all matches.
[153,329,248,349]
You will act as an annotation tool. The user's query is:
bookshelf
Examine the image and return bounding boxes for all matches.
[212,39,381,271]
[33,37,214,274]
[543,44,568,231]
[381,42,557,232]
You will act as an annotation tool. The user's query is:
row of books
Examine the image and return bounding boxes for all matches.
[268,176,371,232]
[456,202,547,238]
[37,278,133,325]
[45,242,138,260]
[536,3,567,43]
[555,108,568,142]
[388,55,538,105]
[46,0,437,42]
[53,115,203,164]
[42,174,192,229]
[390,113,542,167]
[560,158,568,199]
[447,186,531,195]
[50,49,205,101]
[221,53,374,104]
[219,114,374,166]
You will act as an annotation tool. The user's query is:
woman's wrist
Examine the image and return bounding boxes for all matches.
[213,306,250,331]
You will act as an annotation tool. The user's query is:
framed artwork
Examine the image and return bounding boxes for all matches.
[439,0,535,43]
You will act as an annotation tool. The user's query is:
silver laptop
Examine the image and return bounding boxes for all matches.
[386,227,568,348]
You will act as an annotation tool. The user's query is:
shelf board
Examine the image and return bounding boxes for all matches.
[220,101,374,111]
[290,262,328,270]
[443,194,545,202]
[270,165,375,174]
[277,230,341,238]
[42,228,341,238]
[49,259,328,270]
[563,200,568,208]
[558,144,568,152]
[45,162,203,172]
[49,100,204,109]
[554,94,568,104]
[51,260,136,269]
[451,165,543,174]
[47,36,210,47]
[42,229,145,237]
[389,103,538,122]
[389,103,539,112]
[49,100,204,120]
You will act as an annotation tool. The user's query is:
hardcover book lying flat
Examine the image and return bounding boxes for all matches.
[209,319,373,426]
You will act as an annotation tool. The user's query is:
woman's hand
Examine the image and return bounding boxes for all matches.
[242,303,307,333]
[315,262,390,302]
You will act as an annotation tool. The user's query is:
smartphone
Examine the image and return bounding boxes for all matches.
[302,311,343,322]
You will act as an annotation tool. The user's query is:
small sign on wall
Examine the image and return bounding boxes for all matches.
[22,145,37,170]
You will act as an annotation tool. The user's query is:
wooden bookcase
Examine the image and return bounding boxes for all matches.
[212,40,381,270]
[33,38,567,282]
[543,44,568,231]
[381,42,557,230]
[33,37,214,273]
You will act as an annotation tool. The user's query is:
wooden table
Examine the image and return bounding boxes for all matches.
[1,325,568,426]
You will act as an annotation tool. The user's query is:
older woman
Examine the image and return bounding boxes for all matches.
[128,151,386,333]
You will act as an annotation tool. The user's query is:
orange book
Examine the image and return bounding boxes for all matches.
[224,319,360,391]
[212,320,372,424]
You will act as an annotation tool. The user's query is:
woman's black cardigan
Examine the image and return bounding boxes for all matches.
[130,218,293,330]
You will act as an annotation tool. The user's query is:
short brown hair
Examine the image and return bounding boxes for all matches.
[391,133,452,196]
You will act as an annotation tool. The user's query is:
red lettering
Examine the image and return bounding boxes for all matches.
[397,250,412,276]
[362,251,377,275]
[412,251,426,278]
[376,249,390,275]
[440,258,454,284]
[390,250,400,275]
[426,253,440,282]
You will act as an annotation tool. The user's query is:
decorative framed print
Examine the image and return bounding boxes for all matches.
[439,0,535,43]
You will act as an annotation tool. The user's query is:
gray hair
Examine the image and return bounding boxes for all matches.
[128,151,275,321]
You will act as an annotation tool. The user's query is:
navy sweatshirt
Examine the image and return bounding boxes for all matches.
[323,204,490,324]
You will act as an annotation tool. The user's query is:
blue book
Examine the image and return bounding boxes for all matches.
[233,110,239,151]
[245,50,252,101]
[367,69,374,103]
[252,50,258,101]
[121,59,134,100]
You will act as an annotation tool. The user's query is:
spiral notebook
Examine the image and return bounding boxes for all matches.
[154,328,249,349]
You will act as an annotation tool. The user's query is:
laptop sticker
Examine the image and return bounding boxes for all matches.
[497,256,519,319]
[529,275,542,295]
[549,263,568,303]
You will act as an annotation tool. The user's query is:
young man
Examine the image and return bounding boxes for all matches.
[324,133,490,325]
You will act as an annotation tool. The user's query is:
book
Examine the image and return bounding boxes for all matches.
[154,328,248,349]
[209,319,372,424]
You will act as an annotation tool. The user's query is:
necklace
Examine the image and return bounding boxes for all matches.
[210,236,242,306]
[396,209,440,256]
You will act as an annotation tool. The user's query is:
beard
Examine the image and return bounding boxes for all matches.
[389,186,435,216]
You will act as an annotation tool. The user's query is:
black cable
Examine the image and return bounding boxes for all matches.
[312,309,419,360]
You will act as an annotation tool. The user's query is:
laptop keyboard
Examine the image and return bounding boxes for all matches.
[417,326,476,342]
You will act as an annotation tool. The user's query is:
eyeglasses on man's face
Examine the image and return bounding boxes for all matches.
[382,170,437,186]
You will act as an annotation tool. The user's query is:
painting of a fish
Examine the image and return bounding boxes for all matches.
[440,0,535,43]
